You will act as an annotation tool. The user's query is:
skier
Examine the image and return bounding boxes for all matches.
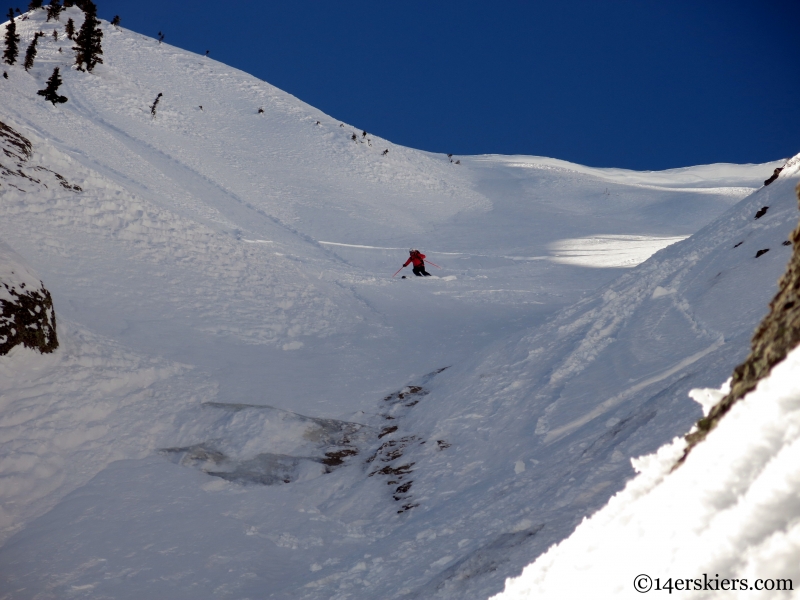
[402,249,431,277]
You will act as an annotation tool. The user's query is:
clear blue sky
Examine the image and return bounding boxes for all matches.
[93,0,798,170]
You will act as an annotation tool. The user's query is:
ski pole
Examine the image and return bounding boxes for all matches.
[424,260,442,269]
[392,266,406,278]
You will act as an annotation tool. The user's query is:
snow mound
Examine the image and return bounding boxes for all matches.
[161,401,373,486]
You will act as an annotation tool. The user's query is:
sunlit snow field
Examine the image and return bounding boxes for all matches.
[1,9,797,600]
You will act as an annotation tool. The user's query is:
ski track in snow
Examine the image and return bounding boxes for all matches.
[0,9,795,600]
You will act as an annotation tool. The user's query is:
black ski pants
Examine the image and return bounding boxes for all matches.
[413,264,431,276]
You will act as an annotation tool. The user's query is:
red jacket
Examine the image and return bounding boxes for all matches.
[404,252,426,267]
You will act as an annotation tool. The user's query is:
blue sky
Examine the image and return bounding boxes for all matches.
[93,0,798,170]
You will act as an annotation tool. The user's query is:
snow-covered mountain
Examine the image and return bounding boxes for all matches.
[0,8,795,599]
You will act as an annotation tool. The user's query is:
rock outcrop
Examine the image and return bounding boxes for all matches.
[0,242,58,355]
[1,119,81,194]
[764,167,783,186]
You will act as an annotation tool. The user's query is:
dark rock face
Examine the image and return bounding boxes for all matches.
[684,182,800,457]
[0,277,58,355]
[1,243,59,356]
[1,119,82,193]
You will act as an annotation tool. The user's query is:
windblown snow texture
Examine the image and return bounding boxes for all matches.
[0,7,794,600]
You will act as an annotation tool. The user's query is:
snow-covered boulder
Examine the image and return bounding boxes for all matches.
[0,241,58,355]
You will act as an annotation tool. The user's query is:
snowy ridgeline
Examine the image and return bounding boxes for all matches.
[1,7,799,600]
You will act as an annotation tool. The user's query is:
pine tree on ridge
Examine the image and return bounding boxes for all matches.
[3,9,21,66]
[72,0,102,72]
[46,0,62,22]
[65,17,75,39]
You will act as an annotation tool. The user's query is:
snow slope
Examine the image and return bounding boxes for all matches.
[324,156,798,600]
[494,322,800,600]
[0,8,793,599]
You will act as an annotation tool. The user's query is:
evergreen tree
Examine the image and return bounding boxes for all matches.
[72,0,102,72]
[3,9,20,66]
[37,66,67,104]
[28,0,43,9]
[65,17,75,39]
[46,0,62,21]
[23,31,41,71]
